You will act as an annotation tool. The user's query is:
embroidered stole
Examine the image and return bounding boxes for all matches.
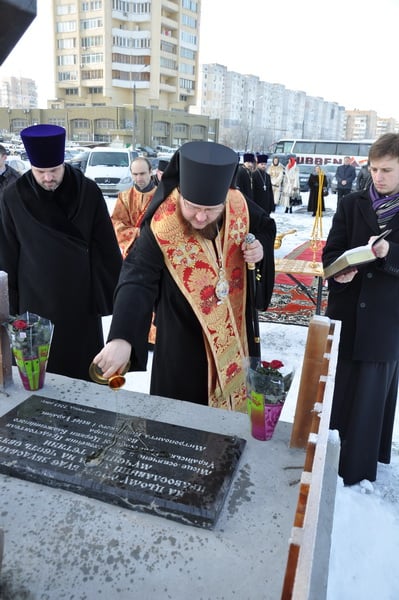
[151,188,250,411]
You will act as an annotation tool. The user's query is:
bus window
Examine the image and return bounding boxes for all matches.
[337,143,358,155]
[294,141,315,153]
[359,143,372,156]
[315,142,338,154]
[274,140,294,153]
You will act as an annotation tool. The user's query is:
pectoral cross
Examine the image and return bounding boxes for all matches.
[0,271,13,389]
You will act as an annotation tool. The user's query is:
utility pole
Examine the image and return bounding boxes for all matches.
[132,81,136,149]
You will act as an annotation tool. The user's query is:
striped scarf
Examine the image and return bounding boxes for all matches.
[369,183,399,229]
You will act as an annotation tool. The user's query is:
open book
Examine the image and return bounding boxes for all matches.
[323,229,392,279]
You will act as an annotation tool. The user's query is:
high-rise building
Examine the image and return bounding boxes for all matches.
[0,76,38,109]
[53,0,200,111]
[200,63,346,150]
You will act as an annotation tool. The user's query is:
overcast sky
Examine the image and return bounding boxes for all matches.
[1,0,399,121]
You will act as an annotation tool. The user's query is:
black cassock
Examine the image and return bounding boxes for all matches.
[307,173,326,214]
[0,164,122,381]
[109,197,276,405]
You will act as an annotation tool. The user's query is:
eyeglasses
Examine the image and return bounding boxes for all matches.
[181,197,225,215]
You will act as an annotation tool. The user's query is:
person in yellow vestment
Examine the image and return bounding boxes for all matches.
[111,156,157,346]
[111,157,156,259]
[93,142,276,410]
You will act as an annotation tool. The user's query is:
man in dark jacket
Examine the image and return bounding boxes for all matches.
[356,162,372,191]
[0,144,19,198]
[0,124,122,381]
[335,156,356,207]
[323,133,399,486]
[93,142,276,411]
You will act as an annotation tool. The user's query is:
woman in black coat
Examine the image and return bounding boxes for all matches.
[307,166,327,215]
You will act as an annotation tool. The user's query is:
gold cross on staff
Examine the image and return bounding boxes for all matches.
[310,173,325,267]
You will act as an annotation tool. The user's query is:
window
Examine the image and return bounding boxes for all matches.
[57,38,76,49]
[182,0,198,11]
[71,118,90,129]
[179,78,194,90]
[57,55,77,66]
[81,69,103,80]
[294,141,315,153]
[88,86,103,94]
[315,142,337,154]
[82,1,102,9]
[174,123,188,135]
[48,117,66,127]
[181,31,197,45]
[57,4,76,14]
[81,53,103,65]
[182,14,196,27]
[81,18,103,29]
[65,88,79,95]
[192,125,206,136]
[160,57,177,70]
[58,71,78,81]
[56,21,76,33]
[180,63,194,75]
[180,47,195,60]
[336,143,359,155]
[81,36,103,48]
[161,41,177,54]
[95,119,116,129]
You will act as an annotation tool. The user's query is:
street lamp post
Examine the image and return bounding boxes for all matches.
[132,80,136,149]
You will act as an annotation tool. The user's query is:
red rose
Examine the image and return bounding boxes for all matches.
[13,319,28,330]
[270,360,284,370]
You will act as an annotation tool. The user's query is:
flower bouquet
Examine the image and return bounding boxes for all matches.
[4,312,54,391]
[246,357,294,441]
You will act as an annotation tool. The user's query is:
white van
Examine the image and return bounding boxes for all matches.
[84,147,138,196]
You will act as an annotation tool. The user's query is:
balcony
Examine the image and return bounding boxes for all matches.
[160,82,176,93]
[161,15,178,30]
[162,0,179,12]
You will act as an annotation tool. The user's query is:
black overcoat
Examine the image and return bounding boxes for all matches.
[0,164,122,380]
[307,173,326,213]
[323,189,399,361]
[109,196,276,405]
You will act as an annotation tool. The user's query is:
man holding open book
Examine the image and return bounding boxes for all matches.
[323,133,399,488]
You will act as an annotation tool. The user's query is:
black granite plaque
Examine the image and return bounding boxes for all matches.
[0,396,246,528]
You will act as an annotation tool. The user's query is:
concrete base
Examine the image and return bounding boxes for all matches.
[0,368,334,599]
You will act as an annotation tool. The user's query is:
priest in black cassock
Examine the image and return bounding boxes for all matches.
[94,142,276,411]
[0,124,122,381]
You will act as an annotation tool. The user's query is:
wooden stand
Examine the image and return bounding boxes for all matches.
[282,319,341,600]
[290,316,331,448]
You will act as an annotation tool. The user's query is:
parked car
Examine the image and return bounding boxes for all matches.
[322,164,359,193]
[135,144,157,157]
[84,146,137,196]
[67,149,91,173]
[297,164,315,192]
[6,157,30,175]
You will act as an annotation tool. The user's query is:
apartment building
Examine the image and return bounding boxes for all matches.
[54,0,200,112]
[0,76,38,109]
[200,63,348,150]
